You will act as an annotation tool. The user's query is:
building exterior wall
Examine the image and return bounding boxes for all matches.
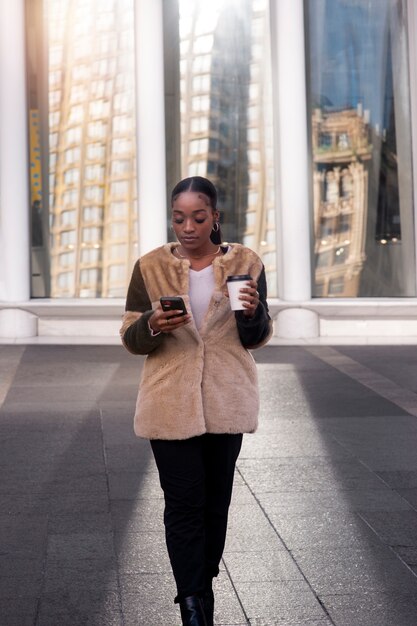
[1,0,417,342]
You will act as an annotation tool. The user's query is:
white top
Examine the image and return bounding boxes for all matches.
[189,265,215,330]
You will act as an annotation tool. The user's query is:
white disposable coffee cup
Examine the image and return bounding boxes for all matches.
[226,274,252,311]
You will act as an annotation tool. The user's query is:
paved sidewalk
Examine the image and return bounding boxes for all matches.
[1,345,417,626]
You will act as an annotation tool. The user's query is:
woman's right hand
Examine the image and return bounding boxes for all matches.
[149,306,191,334]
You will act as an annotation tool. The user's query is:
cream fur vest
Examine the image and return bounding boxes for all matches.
[125,243,272,440]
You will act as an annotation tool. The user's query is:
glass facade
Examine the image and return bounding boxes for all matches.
[24,0,416,302]
[176,0,277,295]
[306,0,416,297]
[28,0,138,298]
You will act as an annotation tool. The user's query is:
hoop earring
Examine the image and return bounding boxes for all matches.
[210,221,222,245]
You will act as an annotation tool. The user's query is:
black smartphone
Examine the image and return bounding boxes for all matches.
[160,296,187,316]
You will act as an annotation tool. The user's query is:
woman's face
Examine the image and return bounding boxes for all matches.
[171,191,219,252]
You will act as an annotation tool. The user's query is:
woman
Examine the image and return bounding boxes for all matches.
[120,176,272,625]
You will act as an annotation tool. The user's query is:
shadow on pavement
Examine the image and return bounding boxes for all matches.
[0,345,163,626]
[239,345,417,626]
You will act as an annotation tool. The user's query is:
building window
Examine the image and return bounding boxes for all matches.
[65,148,81,164]
[173,0,276,297]
[109,243,127,259]
[83,206,103,222]
[59,251,75,267]
[81,247,102,264]
[108,264,126,281]
[80,268,101,285]
[112,138,132,154]
[62,189,79,207]
[57,271,74,289]
[84,186,104,203]
[110,201,128,218]
[61,210,76,226]
[86,143,106,161]
[89,99,110,119]
[64,168,80,186]
[109,222,127,239]
[307,0,415,297]
[85,164,105,182]
[60,230,77,247]
[189,138,209,156]
[68,104,84,124]
[111,160,131,176]
[82,227,102,243]
[190,117,209,133]
[110,181,129,197]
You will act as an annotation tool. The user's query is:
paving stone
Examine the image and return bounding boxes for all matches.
[223,551,303,582]
[257,367,408,419]
[10,360,118,387]
[109,471,164,500]
[292,544,417,595]
[3,384,111,405]
[254,346,329,368]
[267,511,384,550]
[48,512,113,534]
[320,417,417,470]
[37,590,123,626]
[394,546,417,566]
[239,431,349,460]
[376,469,417,488]
[119,573,178,626]
[321,591,417,626]
[99,384,139,402]
[224,521,284,553]
[229,484,256,505]
[0,597,38,626]
[211,573,248,625]
[358,510,417,546]
[1,492,110,515]
[100,409,142,445]
[114,531,172,574]
[337,345,417,392]
[257,488,412,516]
[47,532,115,563]
[0,514,48,559]
[0,407,100,428]
[110,499,165,532]
[0,472,108,497]
[2,345,417,625]
[234,580,327,623]
[238,457,386,493]
[104,442,155,472]
[397,487,417,507]
[249,617,334,626]
[0,569,44,599]
[43,565,119,593]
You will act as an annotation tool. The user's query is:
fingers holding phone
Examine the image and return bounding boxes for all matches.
[149,296,191,334]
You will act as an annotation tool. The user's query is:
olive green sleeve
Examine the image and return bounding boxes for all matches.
[120,260,165,355]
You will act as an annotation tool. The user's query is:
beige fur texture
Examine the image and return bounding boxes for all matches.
[123,243,272,440]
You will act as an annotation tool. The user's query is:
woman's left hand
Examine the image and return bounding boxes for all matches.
[239,279,260,318]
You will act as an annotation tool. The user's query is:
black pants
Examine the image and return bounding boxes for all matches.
[150,433,243,602]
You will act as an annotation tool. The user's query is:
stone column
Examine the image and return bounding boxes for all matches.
[270,0,318,337]
[0,0,37,337]
[134,0,168,255]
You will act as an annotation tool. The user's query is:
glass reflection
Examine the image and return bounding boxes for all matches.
[306,0,415,297]
[28,0,137,298]
[177,0,277,295]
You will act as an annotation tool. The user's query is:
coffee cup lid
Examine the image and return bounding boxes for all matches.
[226,274,252,282]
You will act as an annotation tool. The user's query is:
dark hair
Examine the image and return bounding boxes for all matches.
[171,176,217,210]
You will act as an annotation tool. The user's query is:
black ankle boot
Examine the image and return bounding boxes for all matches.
[179,595,208,626]
[202,589,214,626]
